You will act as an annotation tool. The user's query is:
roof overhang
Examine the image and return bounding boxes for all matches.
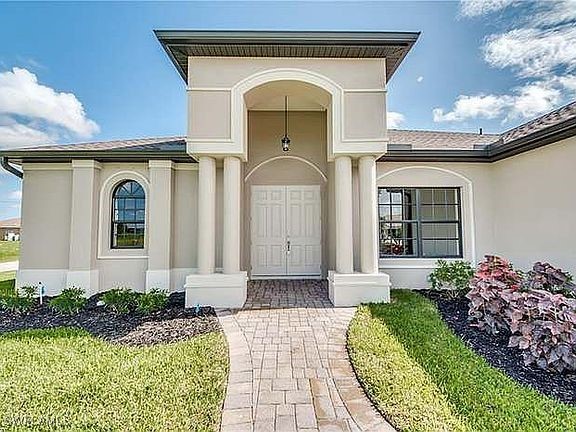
[154,30,420,82]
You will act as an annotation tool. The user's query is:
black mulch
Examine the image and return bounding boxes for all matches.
[422,290,576,406]
[0,292,221,347]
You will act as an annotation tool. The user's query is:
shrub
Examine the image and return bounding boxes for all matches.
[101,287,138,314]
[501,289,576,373]
[0,285,36,313]
[136,289,168,314]
[49,287,87,315]
[467,255,522,334]
[523,262,576,298]
[428,260,474,296]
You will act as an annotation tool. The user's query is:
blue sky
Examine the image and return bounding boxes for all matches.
[1,0,575,219]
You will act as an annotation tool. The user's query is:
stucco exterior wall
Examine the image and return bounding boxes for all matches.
[375,162,495,288]
[19,165,72,270]
[17,162,201,295]
[244,110,329,275]
[492,136,576,273]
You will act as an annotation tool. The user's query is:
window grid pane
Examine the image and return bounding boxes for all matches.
[378,187,462,258]
[111,180,145,249]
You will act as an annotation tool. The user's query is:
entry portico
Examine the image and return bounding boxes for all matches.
[160,31,419,307]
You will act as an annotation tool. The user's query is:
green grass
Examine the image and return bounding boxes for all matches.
[0,273,15,296]
[348,290,576,432]
[0,241,19,263]
[0,327,228,431]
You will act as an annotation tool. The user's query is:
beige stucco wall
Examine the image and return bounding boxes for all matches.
[19,165,72,270]
[375,162,495,288]
[243,110,330,275]
[187,57,388,159]
[492,136,576,273]
[17,162,201,294]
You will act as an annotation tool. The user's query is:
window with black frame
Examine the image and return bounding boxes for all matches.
[378,187,462,258]
[111,180,145,249]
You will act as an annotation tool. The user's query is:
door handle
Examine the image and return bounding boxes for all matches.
[287,240,291,253]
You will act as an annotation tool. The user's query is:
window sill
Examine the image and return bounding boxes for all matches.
[379,257,465,269]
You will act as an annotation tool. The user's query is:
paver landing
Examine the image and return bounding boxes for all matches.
[216,280,395,432]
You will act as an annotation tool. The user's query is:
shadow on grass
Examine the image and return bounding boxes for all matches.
[356,291,576,432]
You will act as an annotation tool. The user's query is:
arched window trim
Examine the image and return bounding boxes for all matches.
[110,180,146,249]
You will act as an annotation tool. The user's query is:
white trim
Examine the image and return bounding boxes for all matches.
[148,160,175,169]
[22,163,72,171]
[97,170,150,260]
[174,163,198,171]
[187,87,232,92]
[344,88,387,93]
[377,165,477,265]
[244,155,328,182]
[16,269,68,296]
[232,68,343,161]
[72,160,101,169]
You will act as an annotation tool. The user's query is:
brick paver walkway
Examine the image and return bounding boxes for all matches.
[216,280,395,432]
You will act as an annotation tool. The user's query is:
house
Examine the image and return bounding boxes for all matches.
[0,218,20,241]
[1,30,576,308]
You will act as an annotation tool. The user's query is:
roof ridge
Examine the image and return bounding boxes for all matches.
[389,128,500,136]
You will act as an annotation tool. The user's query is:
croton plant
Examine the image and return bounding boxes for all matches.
[467,256,576,373]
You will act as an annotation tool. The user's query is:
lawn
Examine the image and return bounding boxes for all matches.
[0,241,19,263]
[0,327,228,431]
[0,272,15,296]
[348,290,576,432]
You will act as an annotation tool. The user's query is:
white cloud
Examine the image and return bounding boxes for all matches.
[434,80,562,123]
[387,111,405,128]
[443,0,576,125]
[417,76,424,83]
[9,190,22,200]
[484,27,576,78]
[0,67,99,149]
[460,0,517,17]
[0,123,54,147]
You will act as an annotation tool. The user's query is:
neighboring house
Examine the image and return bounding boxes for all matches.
[0,218,20,241]
[2,31,576,307]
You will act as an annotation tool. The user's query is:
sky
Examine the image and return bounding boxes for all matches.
[0,0,575,220]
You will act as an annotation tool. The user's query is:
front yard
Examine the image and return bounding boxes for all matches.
[0,276,228,431]
[348,290,576,432]
[0,241,19,263]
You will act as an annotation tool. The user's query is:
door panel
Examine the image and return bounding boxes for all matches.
[251,186,287,275]
[251,185,321,277]
[286,186,322,275]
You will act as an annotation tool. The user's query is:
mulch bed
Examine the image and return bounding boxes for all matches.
[422,290,576,406]
[0,292,221,346]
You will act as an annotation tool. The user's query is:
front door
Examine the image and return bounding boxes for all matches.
[251,185,321,278]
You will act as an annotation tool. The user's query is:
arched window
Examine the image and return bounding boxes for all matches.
[111,180,145,249]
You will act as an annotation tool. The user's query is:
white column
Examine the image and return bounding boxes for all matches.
[197,156,216,274]
[359,156,379,273]
[146,160,174,291]
[223,156,241,274]
[335,156,354,274]
[67,160,101,295]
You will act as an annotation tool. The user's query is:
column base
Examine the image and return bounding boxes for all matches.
[185,272,247,309]
[328,271,391,306]
[66,270,100,297]
[145,269,171,292]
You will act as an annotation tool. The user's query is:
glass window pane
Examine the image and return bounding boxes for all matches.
[391,191,402,204]
[378,190,390,204]
[421,222,459,239]
[420,189,433,204]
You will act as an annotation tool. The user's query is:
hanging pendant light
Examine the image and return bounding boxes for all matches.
[281,95,291,152]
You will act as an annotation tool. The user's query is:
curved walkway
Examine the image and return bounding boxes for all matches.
[217,280,394,432]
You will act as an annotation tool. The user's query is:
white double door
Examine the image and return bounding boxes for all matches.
[251,185,322,277]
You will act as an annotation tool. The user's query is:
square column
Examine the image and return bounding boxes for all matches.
[185,155,246,308]
[66,160,100,296]
[358,155,379,273]
[197,156,216,274]
[329,155,390,306]
[334,156,354,274]
[146,160,174,291]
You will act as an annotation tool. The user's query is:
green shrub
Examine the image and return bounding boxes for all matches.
[428,260,474,296]
[101,287,138,314]
[49,287,87,315]
[0,285,36,313]
[136,289,168,314]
